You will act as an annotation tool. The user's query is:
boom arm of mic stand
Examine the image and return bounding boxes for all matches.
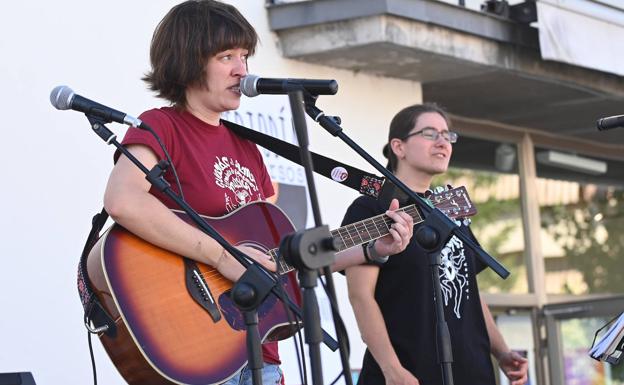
[85,114,339,350]
[301,99,510,279]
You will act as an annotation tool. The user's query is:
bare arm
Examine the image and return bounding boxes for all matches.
[481,298,528,385]
[104,145,274,281]
[346,264,420,385]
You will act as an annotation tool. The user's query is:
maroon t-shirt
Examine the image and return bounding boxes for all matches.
[119,107,280,364]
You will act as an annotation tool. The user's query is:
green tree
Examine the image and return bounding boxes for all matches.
[432,168,524,293]
[541,187,624,294]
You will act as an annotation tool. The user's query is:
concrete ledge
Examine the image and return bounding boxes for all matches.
[268,0,539,48]
[267,0,624,146]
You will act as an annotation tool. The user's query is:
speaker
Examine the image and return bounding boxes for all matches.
[0,372,36,385]
[510,1,537,24]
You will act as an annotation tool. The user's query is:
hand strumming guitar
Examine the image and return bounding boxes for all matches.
[215,245,277,282]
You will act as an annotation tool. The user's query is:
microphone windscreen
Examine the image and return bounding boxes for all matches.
[50,85,74,110]
[240,75,260,97]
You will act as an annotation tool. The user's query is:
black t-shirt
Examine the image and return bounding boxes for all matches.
[342,196,496,385]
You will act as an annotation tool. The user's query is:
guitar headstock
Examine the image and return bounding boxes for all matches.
[427,186,477,220]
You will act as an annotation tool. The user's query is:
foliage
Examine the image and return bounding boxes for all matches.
[540,187,624,294]
[433,168,525,293]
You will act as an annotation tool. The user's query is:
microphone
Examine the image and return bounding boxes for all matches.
[50,85,143,128]
[597,114,624,131]
[240,75,338,97]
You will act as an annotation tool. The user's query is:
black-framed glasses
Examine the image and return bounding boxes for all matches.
[402,127,458,143]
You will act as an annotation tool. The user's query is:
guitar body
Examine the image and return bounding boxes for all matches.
[86,201,301,385]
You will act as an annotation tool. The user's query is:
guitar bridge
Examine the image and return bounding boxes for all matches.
[184,258,222,322]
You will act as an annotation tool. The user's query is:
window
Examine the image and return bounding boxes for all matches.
[535,147,624,295]
[544,297,624,385]
[436,136,528,293]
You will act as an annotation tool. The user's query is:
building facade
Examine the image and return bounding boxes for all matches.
[1,1,624,384]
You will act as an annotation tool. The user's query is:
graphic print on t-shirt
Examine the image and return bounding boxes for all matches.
[213,156,263,212]
[439,235,469,319]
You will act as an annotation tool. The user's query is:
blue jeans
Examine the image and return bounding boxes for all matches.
[221,364,283,385]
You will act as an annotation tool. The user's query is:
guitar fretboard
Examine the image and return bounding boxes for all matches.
[269,205,424,275]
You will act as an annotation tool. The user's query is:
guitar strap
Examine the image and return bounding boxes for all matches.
[223,120,386,199]
[77,208,117,337]
[223,120,417,210]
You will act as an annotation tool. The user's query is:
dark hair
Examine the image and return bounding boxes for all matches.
[382,103,451,172]
[143,0,258,106]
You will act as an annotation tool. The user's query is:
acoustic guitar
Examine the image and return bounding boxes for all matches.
[86,186,475,384]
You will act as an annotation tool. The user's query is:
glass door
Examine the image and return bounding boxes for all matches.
[543,296,624,385]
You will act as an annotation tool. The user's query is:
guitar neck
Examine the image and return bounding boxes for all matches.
[331,204,423,252]
[270,204,424,275]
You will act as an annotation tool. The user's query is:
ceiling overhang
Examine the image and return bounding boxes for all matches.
[267,0,624,152]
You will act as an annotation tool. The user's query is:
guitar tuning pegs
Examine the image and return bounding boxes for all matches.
[446,184,454,190]
[433,186,445,194]
[462,218,472,226]
[424,189,433,198]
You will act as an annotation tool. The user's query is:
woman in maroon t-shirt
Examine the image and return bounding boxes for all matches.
[104,1,414,384]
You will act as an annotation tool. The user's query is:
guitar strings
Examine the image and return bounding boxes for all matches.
[196,192,467,283]
[336,191,467,248]
[336,210,419,249]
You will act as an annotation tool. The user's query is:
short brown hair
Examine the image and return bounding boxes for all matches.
[143,0,258,106]
[383,103,451,172]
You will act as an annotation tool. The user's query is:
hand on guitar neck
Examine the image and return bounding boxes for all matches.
[214,198,414,281]
[329,198,415,272]
[215,245,277,282]
[372,198,414,258]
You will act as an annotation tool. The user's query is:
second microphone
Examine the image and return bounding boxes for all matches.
[240,75,338,97]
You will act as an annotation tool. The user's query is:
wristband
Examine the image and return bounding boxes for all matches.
[363,239,389,264]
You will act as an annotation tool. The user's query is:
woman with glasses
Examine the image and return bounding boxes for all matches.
[342,104,528,385]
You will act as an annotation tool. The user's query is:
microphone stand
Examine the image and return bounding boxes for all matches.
[231,264,278,385]
[278,90,353,385]
[83,113,339,385]
[301,94,510,385]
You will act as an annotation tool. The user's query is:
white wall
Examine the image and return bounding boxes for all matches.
[0,1,421,384]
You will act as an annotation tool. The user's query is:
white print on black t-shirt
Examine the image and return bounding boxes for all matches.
[213,156,263,212]
[439,235,469,319]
